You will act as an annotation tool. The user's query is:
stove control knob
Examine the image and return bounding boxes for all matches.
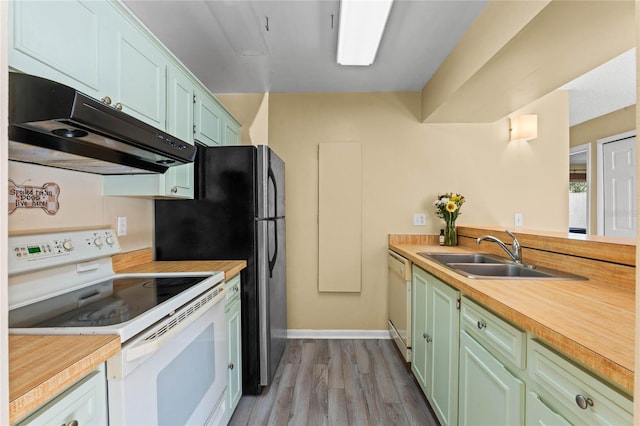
[94,237,104,247]
[106,235,115,246]
[62,240,74,251]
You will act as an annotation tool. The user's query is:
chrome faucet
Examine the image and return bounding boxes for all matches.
[476,230,522,264]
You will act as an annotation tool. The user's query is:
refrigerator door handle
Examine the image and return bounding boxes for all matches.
[268,166,278,218]
[268,218,278,278]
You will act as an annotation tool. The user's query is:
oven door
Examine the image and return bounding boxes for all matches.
[107,286,227,426]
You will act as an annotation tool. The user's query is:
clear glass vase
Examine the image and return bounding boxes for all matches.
[444,220,457,246]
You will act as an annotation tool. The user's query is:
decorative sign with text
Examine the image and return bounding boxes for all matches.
[8,180,60,215]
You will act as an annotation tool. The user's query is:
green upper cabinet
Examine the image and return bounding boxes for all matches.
[167,64,195,145]
[411,265,459,426]
[9,0,241,199]
[194,86,224,146]
[224,116,241,146]
[103,63,194,199]
[106,6,167,129]
[9,0,168,130]
[9,0,109,97]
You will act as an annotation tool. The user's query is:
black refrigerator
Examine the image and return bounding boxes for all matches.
[154,144,286,395]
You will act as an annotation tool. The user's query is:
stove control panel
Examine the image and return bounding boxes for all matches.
[9,228,121,275]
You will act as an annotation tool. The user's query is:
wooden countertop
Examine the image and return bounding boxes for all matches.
[9,334,120,424]
[389,242,635,394]
[115,259,247,281]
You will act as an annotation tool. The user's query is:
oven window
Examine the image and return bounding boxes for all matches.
[156,323,216,426]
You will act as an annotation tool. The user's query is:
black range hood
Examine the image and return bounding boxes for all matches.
[8,72,196,175]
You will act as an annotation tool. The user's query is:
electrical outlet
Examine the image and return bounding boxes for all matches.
[413,213,426,226]
[117,216,127,236]
[514,213,523,227]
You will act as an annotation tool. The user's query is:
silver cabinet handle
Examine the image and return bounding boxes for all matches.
[477,320,487,330]
[422,333,432,343]
[575,394,594,409]
[66,421,79,426]
[171,187,178,194]
[115,102,123,110]
[228,363,234,370]
[101,96,111,105]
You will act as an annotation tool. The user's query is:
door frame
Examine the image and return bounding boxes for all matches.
[570,143,591,234]
[596,130,637,235]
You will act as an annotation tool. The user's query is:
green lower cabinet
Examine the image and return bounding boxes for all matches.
[458,330,525,426]
[526,391,571,426]
[412,265,459,426]
[527,339,633,425]
[225,276,242,423]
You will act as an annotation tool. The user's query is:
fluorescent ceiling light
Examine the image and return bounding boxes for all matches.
[337,0,394,66]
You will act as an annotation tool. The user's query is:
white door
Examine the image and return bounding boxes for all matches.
[602,135,636,237]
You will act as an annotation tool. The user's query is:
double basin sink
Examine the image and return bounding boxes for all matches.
[418,252,587,280]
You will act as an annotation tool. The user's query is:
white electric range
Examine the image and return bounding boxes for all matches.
[8,228,228,426]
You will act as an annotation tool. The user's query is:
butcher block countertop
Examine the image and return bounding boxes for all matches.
[9,334,120,424]
[111,248,247,280]
[115,259,247,280]
[389,242,635,394]
[9,248,246,425]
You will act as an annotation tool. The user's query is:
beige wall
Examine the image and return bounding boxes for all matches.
[269,89,568,330]
[8,162,153,252]
[216,93,269,146]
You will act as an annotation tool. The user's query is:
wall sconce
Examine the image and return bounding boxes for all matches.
[509,115,538,142]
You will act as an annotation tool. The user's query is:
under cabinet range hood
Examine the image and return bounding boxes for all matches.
[8,72,196,175]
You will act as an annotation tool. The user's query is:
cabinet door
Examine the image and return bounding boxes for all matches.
[17,365,107,426]
[226,299,242,419]
[411,266,429,391]
[427,276,459,426]
[164,65,196,198]
[194,88,224,146]
[224,118,241,145]
[459,331,525,426]
[526,392,571,426]
[8,0,110,98]
[108,9,167,129]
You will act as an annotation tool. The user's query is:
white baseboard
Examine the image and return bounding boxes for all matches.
[286,329,392,339]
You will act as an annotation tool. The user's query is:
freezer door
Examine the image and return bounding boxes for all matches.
[257,217,287,386]
[257,145,285,219]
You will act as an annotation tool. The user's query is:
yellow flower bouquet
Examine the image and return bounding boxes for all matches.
[434,192,465,245]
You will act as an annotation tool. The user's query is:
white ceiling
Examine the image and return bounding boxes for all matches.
[124,1,636,125]
[561,48,636,126]
[123,0,488,94]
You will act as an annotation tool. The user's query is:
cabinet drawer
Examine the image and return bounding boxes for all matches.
[460,296,526,369]
[17,365,107,425]
[528,339,633,425]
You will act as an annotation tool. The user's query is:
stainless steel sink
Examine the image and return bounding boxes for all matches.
[418,252,506,264]
[448,263,555,279]
[417,252,587,280]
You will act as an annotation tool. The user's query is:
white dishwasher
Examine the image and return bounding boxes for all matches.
[388,250,412,362]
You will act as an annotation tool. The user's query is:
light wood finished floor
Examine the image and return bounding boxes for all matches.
[229,339,438,426]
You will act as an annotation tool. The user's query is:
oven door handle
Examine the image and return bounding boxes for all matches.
[125,287,226,362]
